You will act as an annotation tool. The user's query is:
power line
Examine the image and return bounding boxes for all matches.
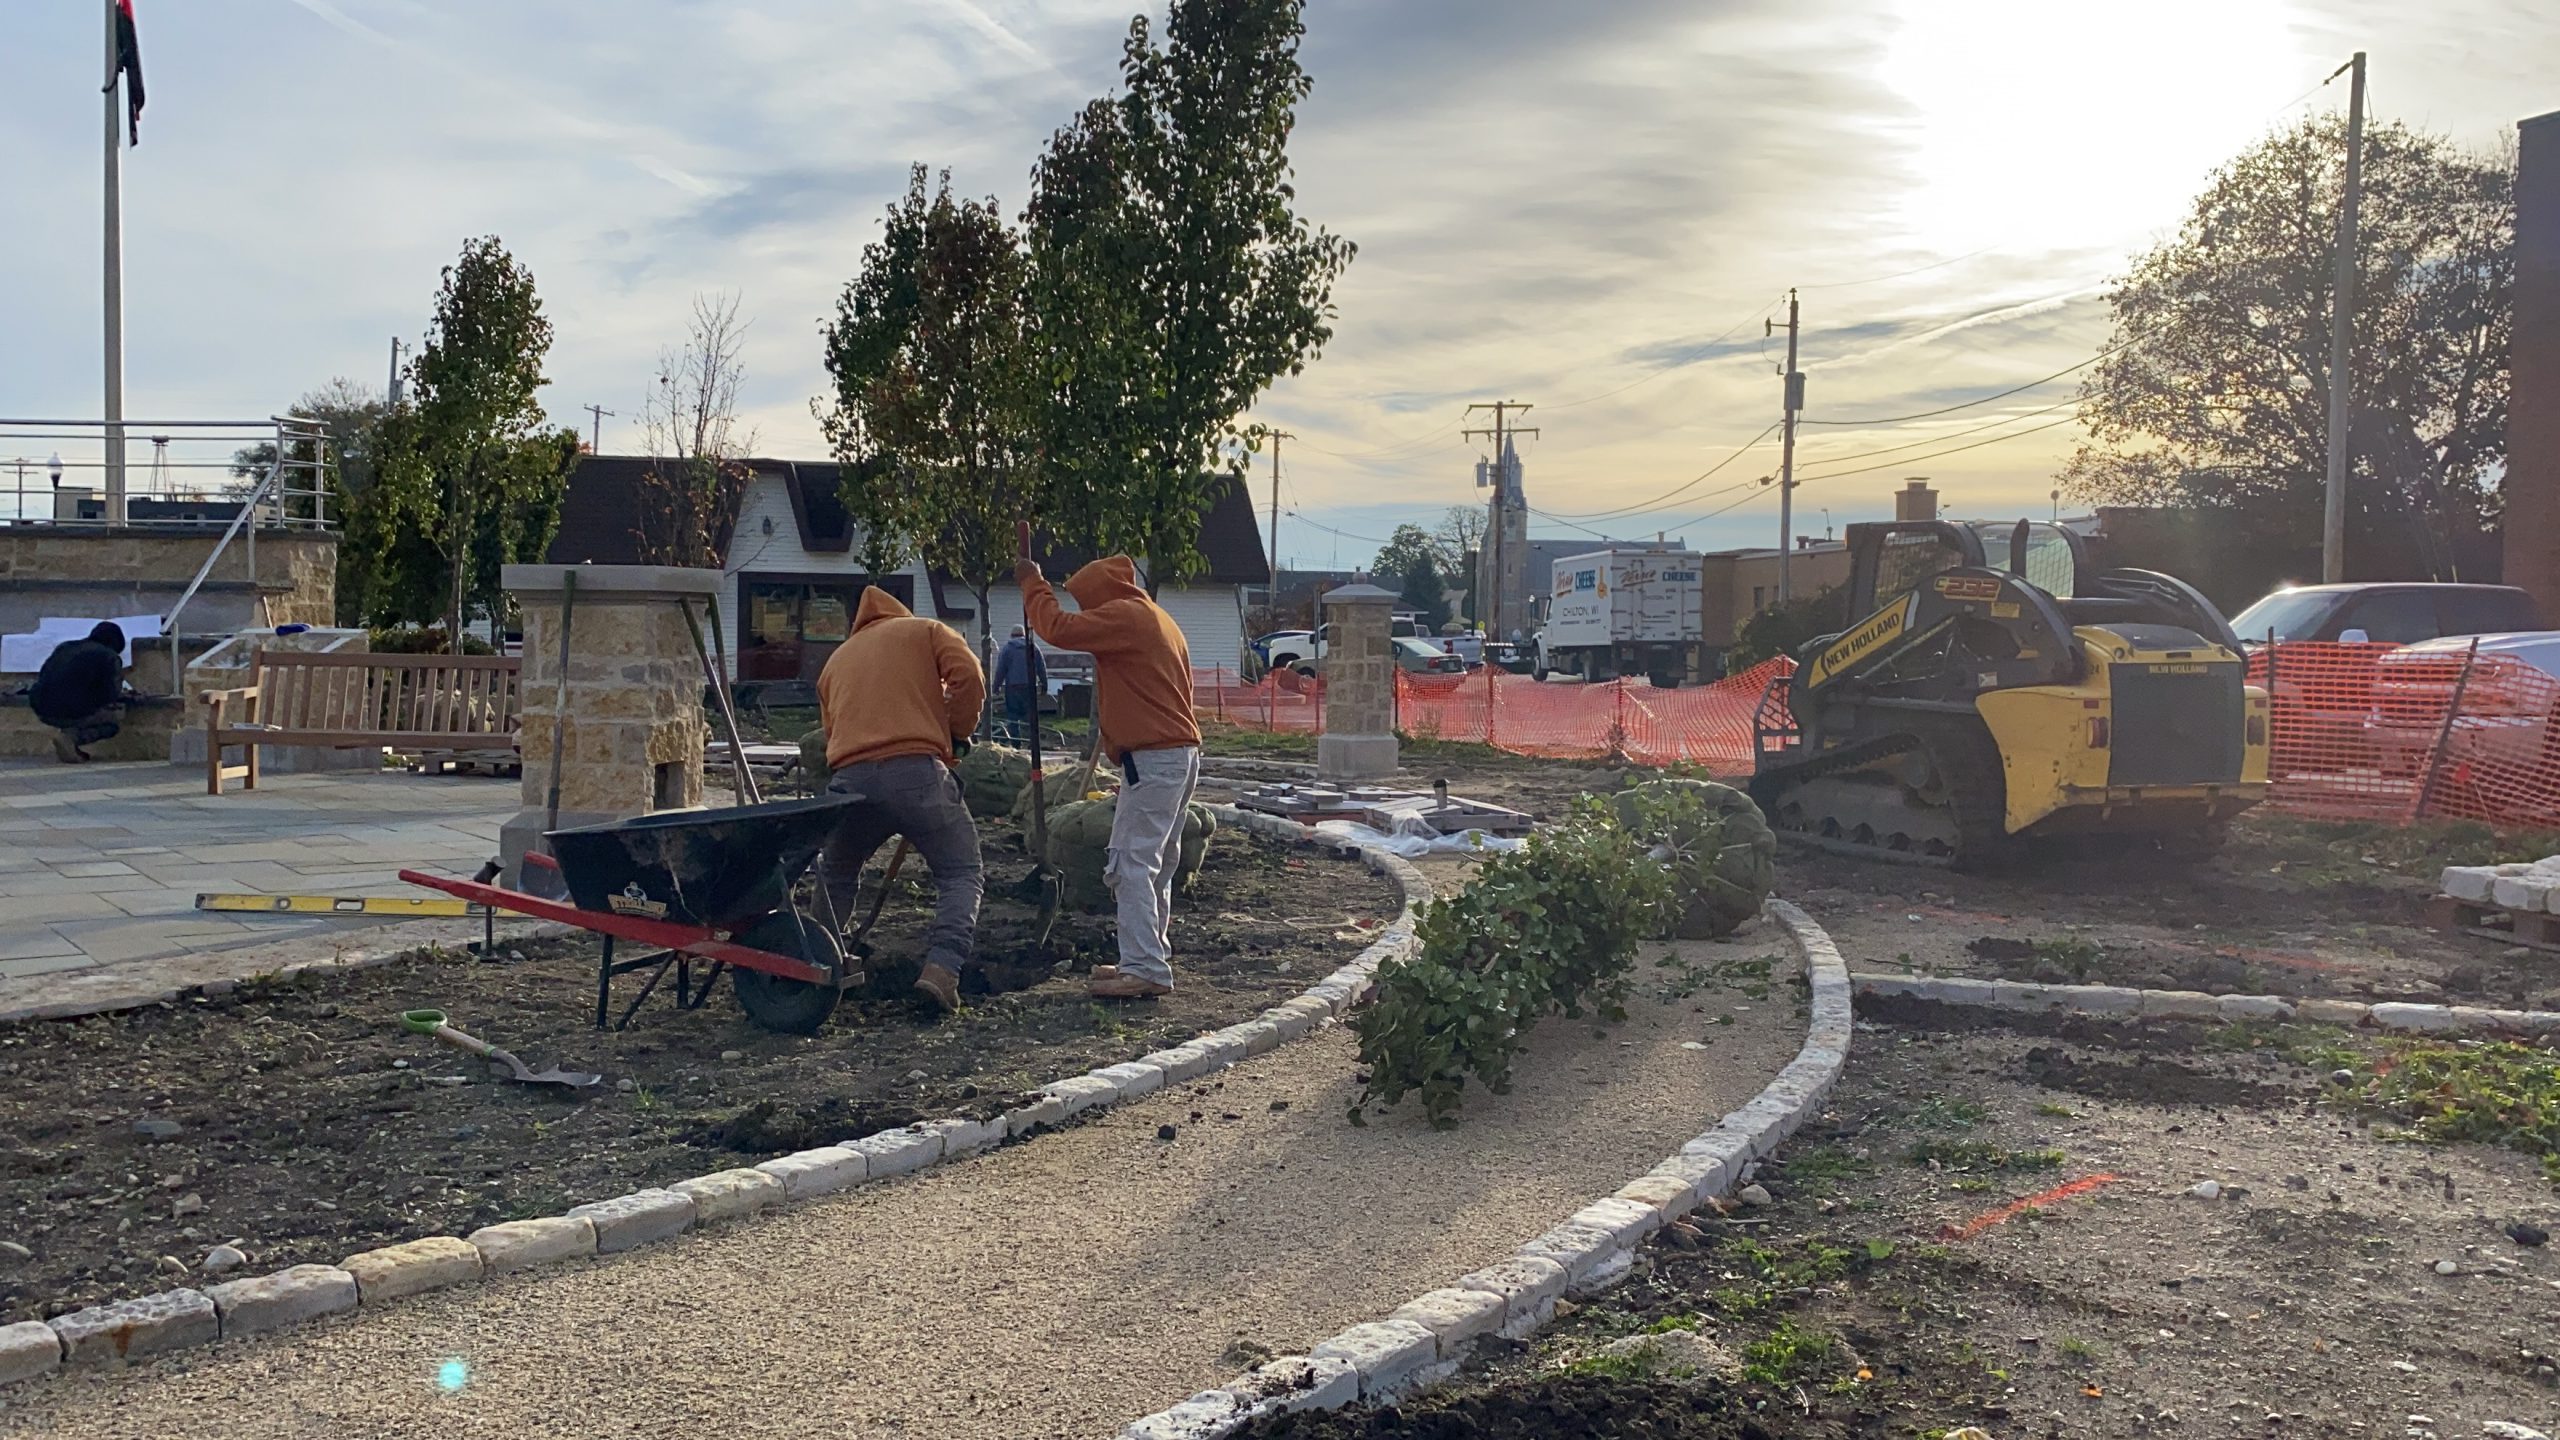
[1797,249,1990,291]
[1795,330,2143,427]
[1285,510,1395,546]
[1793,390,2086,472]
[1793,412,2084,484]
[1541,420,1782,520]
[1544,291,1789,412]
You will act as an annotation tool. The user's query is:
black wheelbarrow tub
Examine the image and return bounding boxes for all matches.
[546,794,856,931]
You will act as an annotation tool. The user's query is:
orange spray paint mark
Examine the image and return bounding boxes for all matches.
[1939,1173,2124,1241]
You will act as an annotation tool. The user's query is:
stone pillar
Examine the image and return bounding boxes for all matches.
[498,564,719,885]
[2506,111,2560,617]
[1316,582,1398,781]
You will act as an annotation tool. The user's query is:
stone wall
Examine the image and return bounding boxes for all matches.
[0,529,336,644]
[499,564,719,881]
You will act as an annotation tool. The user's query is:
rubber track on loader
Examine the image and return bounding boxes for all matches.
[1750,711,2013,871]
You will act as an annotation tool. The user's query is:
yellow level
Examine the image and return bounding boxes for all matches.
[195,893,479,917]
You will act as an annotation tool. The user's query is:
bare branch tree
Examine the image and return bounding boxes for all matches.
[635,293,760,569]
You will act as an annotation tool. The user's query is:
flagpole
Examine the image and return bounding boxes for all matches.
[103,0,126,524]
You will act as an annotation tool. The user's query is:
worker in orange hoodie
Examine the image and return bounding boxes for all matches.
[813,587,987,1014]
[1017,535,1201,999]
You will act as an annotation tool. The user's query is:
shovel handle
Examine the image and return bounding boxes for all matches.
[400,1009,497,1061]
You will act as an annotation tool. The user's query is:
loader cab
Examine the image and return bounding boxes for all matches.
[1842,518,2236,652]
[1844,519,2085,615]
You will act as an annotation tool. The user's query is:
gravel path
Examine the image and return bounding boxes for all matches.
[2,940,1801,1440]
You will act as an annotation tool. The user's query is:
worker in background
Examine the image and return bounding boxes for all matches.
[30,621,129,764]
[813,589,987,1015]
[992,624,1045,743]
[1016,527,1200,999]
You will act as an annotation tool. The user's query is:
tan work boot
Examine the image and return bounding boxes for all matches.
[1088,965,1172,1000]
[913,962,961,1015]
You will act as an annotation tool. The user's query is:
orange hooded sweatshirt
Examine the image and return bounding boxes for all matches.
[1021,556,1200,762]
[816,588,986,771]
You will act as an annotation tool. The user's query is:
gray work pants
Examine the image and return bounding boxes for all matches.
[814,754,984,975]
[1108,746,1201,986]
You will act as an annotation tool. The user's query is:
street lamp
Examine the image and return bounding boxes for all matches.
[48,453,64,488]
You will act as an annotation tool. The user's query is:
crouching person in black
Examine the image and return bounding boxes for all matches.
[30,622,128,763]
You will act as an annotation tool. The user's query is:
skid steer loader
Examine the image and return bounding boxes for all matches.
[1748,519,2269,868]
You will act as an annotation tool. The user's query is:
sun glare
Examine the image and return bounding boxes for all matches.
[1881,0,2313,256]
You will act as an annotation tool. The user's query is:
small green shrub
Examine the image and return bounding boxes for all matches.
[367,625,494,656]
[1350,798,1677,1126]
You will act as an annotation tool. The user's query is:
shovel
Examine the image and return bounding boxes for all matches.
[400,1010,600,1089]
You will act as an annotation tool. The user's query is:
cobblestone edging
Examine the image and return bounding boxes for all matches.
[0,807,1427,1390]
[1850,972,2560,1036]
[1111,899,1855,1439]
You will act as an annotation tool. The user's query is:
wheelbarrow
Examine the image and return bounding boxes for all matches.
[400,794,865,1036]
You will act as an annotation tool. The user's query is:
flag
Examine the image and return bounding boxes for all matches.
[108,0,145,146]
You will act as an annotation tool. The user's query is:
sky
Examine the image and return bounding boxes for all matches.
[1,0,2553,569]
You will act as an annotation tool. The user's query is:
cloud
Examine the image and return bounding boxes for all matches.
[4,0,2552,556]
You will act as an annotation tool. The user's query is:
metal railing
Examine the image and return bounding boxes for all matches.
[0,416,336,530]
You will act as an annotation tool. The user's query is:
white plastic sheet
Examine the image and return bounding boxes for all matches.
[1313,815,1526,858]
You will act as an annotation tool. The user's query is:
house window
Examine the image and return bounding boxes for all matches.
[739,577,901,682]
[1752,586,1767,611]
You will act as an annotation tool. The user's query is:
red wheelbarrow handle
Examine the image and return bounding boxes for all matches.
[397,869,834,985]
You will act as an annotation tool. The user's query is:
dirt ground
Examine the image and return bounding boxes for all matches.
[1200,732,2560,1009]
[1254,1003,2560,1439]
[1792,816,2560,1009]
[0,822,1399,1326]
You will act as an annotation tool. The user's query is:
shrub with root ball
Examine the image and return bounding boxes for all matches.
[1610,777,1777,939]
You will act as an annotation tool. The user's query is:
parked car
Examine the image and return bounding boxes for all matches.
[1393,636,1468,676]
[1483,641,1536,676]
[2366,632,2560,784]
[2230,583,2543,647]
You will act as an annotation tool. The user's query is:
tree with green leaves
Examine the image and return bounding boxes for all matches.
[2063,115,2512,578]
[1023,0,1354,586]
[822,167,1043,676]
[231,379,393,622]
[1398,551,1452,633]
[1368,524,1437,585]
[363,238,571,647]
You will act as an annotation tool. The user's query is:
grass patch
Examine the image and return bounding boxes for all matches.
[2057,1335,2100,1364]
[2034,1102,2079,1119]
[2204,1020,2364,1069]
[1905,1096,1989,1130]
[2030,936,2104,977]
[2332,1039,2560,1180]
[1741,1318,1835,1385]
[1906,1139,2067,1174]
[1558,1349,1648,1381]
[1776,1143,1872,1191]
[2234,814,2560,885]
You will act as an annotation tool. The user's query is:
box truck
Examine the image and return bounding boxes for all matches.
[1535,547,1708,687]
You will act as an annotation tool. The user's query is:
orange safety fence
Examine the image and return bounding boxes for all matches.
[1192,659,1794,771]
[1198,640,2560,835]
[2249,641,2560,830]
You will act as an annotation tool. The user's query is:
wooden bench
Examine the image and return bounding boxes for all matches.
[205,650,524,795]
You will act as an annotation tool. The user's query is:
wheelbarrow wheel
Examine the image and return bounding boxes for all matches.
[729,910,845,1036]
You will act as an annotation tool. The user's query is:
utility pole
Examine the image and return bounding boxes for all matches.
[1768,290,1803,600]
[1256,427,1292,621]
[387,338,405,407]
[2322,51,2367,584]
[1463,401,1538,639]
[583,404,617,455]
[102,0,127,524]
